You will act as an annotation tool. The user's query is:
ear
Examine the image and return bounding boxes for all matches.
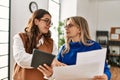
[78,28,81,33]
[34,19,39,25]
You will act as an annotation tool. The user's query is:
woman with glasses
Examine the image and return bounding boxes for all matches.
[12,9,64,80]
[57,16,111,80]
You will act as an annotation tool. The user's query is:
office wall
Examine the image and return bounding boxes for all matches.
[10,0,48,80]
[77,0,120,40]
[60,0,77,20]
[61,0,120,40]
[97,0,120,31]
[77,0,98,40]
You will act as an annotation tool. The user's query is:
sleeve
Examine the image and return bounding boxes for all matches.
[104,62,111,80]
[13,33,33,68]
[52,41,58,55]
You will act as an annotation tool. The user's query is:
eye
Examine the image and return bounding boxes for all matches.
[40,18,52,26]
[69,24,73,27]
[64,24,74,28]
[44,19,50,23]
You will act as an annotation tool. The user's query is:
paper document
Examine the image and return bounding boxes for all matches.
[76,48,107,75]
[53,48,107,80]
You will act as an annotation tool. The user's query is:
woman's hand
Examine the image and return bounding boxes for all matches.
[37,64,53,78]
[93,74,108,80]
[37,59,66,78]
[51,58,67,67]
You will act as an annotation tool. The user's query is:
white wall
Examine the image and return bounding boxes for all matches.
[60,0,77,20]
[77,0,99,40]
[77,0,120,40]
[97,0,120,32]
[61,0,120,40]
[10,0,48,80]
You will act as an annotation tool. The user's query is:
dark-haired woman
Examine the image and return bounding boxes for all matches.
[12,9,64,80]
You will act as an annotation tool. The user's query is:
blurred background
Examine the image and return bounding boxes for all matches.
[0,0,120,80]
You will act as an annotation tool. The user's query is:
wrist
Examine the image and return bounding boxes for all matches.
[44,73,53,79]
[44,75,54,80]
[44,76,50,79]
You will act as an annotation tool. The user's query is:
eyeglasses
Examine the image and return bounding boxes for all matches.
[40,18,53,26]
[64,24,74,28]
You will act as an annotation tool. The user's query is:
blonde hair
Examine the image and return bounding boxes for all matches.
[62,16,92,56]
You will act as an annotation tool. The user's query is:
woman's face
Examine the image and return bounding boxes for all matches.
[35,14,51,34]
[64,19,80,39]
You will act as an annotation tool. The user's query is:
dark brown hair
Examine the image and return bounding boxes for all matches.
[24,9,51,53]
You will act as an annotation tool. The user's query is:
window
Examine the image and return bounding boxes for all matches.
[48,0,60,47]
[0,0,10,80]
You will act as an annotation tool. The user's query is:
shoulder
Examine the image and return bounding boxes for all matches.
[88,40,101,49]
[19,32,26,35]
[17,32,28,42]
[18,32,27,38]
[13,32,27,42]
[13,33,24,45]
[13,32,25,37]
[88,40,100,45]
[13,33,21,39]
[59,44,65,51]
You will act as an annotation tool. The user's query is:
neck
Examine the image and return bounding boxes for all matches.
[71,35,81,42]
[37,33,42,40]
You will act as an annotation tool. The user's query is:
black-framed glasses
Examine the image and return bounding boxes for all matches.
[40,18,53,26]
[64,23,74,28]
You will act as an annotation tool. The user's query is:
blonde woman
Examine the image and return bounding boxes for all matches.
[57,16,111,80]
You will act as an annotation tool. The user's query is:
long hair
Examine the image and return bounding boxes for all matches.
[24,9,51,54]
[62,16,92,55]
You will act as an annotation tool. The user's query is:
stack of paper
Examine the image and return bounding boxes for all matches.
[53,48,107,80]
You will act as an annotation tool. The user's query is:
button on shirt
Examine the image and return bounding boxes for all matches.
[13,33,58,68]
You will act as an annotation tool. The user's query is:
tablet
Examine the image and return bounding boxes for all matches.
[31,49,56,68]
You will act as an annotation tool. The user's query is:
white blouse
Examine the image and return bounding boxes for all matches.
[13,33,58,68]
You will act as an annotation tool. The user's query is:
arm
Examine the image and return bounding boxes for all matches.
[37,41,59,79]
[93,62,111,80]
[13,33,33,68]
[104,62,111,80]
[52,41,58,55]
[36,40,57,79]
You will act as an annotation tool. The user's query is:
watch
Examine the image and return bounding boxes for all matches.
[29,1,38,13]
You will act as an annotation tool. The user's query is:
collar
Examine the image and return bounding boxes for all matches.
[39,36,44,45]
[37,36,44,47]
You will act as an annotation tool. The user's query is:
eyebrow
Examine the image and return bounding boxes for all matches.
[66,23,73,25]
[42,18,50,20]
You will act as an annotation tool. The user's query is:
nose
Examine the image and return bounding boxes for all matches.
[64,26,69,30]
[65,27,69,30]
